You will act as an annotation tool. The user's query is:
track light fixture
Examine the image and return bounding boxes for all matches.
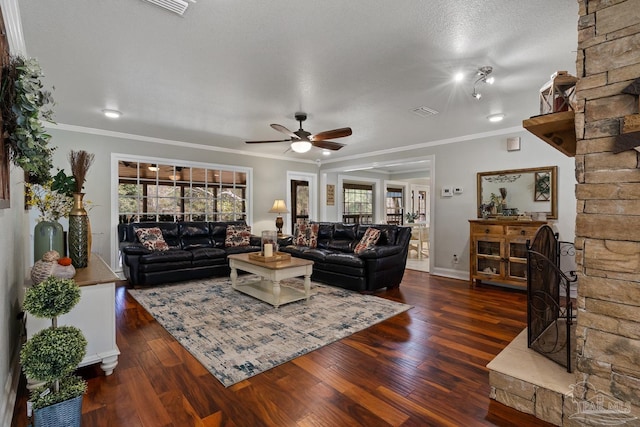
[472,66,494,100]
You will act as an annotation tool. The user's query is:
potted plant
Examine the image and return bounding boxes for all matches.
[0,56,56,184]
[20,276,87,426]
[405,212,419,223]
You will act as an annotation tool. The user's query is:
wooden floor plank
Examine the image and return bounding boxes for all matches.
[11,271,554,427]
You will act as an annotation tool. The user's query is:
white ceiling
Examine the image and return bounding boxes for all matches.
[17,0,578,165]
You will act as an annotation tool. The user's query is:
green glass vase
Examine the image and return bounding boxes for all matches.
[68,193,89,268]
[33,220,64,261]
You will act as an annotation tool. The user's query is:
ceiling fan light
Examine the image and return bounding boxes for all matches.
[291,140,312,153]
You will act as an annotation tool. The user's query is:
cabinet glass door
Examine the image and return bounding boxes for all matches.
[508,240,528,279]
[476,239,501,276]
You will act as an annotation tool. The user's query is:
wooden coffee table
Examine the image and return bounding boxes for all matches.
[227,253,314,308]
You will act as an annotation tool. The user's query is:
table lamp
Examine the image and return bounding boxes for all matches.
[268,199,289,237]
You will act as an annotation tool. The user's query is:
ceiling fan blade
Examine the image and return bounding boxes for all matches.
[245,138,292,144]
[312,140,345,150]
[270,124,297,138]
[311,127,352,141]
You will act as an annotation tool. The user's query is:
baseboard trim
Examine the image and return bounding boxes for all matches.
[1,343,21,427]
[430,267,469,282]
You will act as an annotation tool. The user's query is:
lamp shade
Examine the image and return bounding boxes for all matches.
[268,199,289,214]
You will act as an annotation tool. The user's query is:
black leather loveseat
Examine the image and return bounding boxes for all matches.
[279,222,411,293]
[118,221,260,287]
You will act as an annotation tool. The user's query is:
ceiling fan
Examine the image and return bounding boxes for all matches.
[246,112,352,153]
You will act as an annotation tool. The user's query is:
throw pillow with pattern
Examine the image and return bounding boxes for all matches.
[294,222,319,248]
[354,227,381,254]
[135,227,170,251]
[225,225,252,247]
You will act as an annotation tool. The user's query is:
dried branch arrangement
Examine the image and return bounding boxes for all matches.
[68,150,95,193]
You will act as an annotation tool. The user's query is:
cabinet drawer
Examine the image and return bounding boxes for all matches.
[506,225,539,238]
[472,225,503,235]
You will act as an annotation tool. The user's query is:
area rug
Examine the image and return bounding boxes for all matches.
[128,275,412,387]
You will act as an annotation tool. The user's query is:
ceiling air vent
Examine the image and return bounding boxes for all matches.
[411,106,439,118]
[141,0,190,16]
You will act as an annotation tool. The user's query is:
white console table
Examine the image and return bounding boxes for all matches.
[26,254,120,386]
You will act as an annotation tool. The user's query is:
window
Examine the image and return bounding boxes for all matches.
[118,160,250,223]
[386,187,403,224]
[343,183,373,224]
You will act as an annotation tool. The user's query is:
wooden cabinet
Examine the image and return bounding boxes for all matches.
[469,220,547,288]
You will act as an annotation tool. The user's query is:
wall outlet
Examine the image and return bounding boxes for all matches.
[453,254,459,264]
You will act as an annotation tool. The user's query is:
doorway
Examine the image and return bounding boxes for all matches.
[286,171,317,235]
[291,180,309,233]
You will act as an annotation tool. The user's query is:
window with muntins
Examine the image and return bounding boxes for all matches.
[343,183,373,224]
[118,161,249,223]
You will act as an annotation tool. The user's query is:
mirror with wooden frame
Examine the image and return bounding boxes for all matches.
[476,166,557,219]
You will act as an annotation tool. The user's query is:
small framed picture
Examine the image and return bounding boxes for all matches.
[534,172,551,201]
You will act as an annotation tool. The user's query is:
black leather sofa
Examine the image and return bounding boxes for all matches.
[279,222,411,293]
[118,221,260,286]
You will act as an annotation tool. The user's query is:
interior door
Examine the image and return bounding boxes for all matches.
[290,180,309,234]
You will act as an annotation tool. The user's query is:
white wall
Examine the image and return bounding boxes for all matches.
[0,165,28,426]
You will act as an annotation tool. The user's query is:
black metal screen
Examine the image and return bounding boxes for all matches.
[526,225,577,372]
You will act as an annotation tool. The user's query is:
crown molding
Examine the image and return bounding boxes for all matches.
[321,126,524,165]
[47,123,317,165]
[0,0,26,55]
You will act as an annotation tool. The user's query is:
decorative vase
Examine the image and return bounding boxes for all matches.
[68,193,89,268]
[34,220,64,262]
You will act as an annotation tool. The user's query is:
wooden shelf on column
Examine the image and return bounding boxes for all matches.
[523,110,576,157]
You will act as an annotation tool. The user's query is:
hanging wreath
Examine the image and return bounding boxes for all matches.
[0,56,55,184]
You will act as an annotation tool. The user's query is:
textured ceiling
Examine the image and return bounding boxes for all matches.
[18,0,578,165]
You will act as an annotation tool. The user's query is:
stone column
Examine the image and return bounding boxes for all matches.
[574,0,640,423]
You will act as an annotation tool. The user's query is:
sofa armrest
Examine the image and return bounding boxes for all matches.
[278,235,294,247]
[357,244,404,259]
[250,235,262,246]
[120,244,151,256]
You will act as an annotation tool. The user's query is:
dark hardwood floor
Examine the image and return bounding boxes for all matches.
[12,270,551,426]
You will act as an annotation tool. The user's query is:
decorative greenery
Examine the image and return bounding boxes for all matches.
[25,182,72,222]
[50,169,76,197]
[68,150,94,192]
[405,212,419,223]
[0,56,56,184]
[20,326,86,382]
[19,276,87,410]
[30,376,87,410]
[22,277,80,318]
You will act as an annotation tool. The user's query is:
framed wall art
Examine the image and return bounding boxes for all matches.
[535,172,551,201]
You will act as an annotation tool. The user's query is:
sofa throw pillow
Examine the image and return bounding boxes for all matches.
[294,222,319,248]
[135,227,170,251]
[225,225,252,247]
[354,227,381,255]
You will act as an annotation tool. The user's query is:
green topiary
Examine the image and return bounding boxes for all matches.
[20,326,87,382]
[23,277,80,319]
[20,276,87,412]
